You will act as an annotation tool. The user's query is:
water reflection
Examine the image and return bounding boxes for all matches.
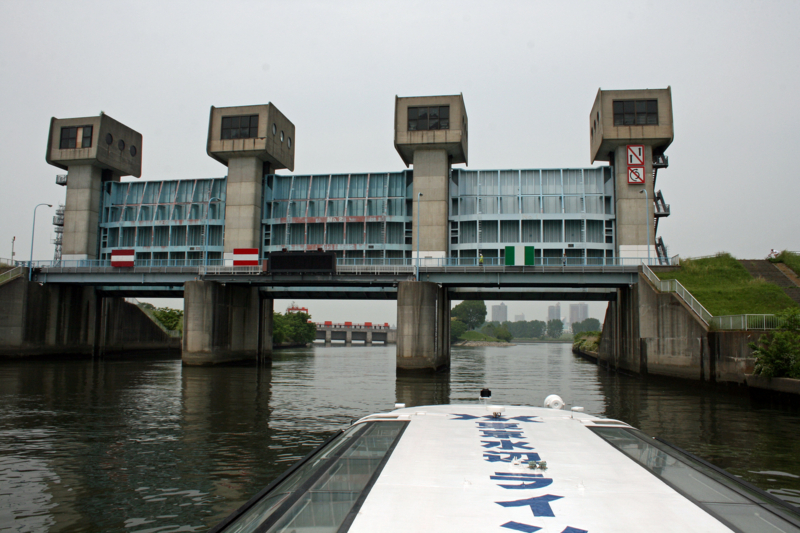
[0,344,798,532]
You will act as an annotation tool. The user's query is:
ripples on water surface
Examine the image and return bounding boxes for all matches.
[1,344,799,532]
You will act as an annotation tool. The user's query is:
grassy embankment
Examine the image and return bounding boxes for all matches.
[573,331,601,353]
[656,253,797,315]
[771,251,800,277]
[459,330,500,342]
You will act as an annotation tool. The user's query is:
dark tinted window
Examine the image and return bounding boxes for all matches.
[408,106,450,131]
[82,126,93,148]
[221,114,259,140]
[613,99,658,126]
[60,127,77,149]
[591,427,800,533]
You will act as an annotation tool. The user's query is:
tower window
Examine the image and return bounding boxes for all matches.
[408,106,450,131]
[221,115,259,139]
[613,100,658,126]
[59,125,93,149]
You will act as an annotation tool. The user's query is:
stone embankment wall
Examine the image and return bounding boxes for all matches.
[598,271,759,384]
[0,273,179,357]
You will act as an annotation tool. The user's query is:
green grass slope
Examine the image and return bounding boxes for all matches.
[656,253,797,316]
[772,251,800,277]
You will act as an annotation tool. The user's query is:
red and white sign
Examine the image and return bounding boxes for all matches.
[111,249,135,267]
[627,166,645,184]
[233,248,259,266]
[627,145,644,165]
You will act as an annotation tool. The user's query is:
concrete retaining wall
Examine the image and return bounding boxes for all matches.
[0,274,179,357]
[599,271,757,383]
[100,299,180,355]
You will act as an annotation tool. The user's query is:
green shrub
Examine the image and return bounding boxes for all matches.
[450,319,468,343]
[573,331,602,353]
[749,309,800,379]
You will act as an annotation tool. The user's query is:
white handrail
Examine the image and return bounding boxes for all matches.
[0,266,23,285]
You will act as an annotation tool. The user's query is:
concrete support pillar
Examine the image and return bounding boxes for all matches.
[366,330,372,345]
[345,329,352,346]
[396,281,449,371]
[325,330,332,344]
[223,157,266,260]
[613,146,656,261]
[183,280,261,365]
[412,149,450,262]
[259,297,273,364]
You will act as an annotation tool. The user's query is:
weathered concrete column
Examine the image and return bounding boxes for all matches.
[325,330,332,344]
[258,297,273,364]
[345,329,352,346]
[396,281,449,371]
[183,280,261,365]
[366,330,372,345]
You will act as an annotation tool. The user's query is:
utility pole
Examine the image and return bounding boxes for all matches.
[11,236,15,264]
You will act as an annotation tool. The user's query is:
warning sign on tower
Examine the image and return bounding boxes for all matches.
[628,166,645,184]
[627,145,644,165]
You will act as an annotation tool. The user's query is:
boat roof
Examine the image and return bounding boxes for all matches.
[348,404,735,533]
[214,402,800,533]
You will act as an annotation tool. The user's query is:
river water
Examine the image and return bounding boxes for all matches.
[1,344,799,532]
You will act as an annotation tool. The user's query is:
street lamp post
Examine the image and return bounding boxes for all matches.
[639,189,651,265]
[416,192,423,281]
[29,203,52,281]
[205,196,221,267]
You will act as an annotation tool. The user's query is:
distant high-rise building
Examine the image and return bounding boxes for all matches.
[547,303,561,322]
[514,314,525,322]
[492,303,508,323]
[570,303,589,325]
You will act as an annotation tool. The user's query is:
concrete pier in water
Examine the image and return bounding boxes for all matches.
[396,281,450,372]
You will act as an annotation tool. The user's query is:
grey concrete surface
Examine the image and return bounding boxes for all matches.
[396,281,449,371]
[598,271,759,384]
[0,272,176,357]
[183,280,271,365]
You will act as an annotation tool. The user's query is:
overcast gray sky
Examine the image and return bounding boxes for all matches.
[2,0,798,324]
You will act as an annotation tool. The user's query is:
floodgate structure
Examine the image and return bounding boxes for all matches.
[2,87,748,382]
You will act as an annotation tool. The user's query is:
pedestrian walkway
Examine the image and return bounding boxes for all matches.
[739,259,800,305]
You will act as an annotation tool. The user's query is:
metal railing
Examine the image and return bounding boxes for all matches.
[0,266,23,286]
[642,263,714,325]
[642,263,780,330]
[337,256,669,268]
[712,315,784,331]
[200,265,261,276]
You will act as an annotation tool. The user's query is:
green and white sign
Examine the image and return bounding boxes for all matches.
[504,245,535,266]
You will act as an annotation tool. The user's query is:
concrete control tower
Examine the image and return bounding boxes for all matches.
[46,113,142,260]
[207,103,295,261]
[589,88,674,260]
[394,94,468,262]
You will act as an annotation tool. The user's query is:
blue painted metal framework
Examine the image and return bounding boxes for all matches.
[89,166,618,266]
[98,178,227,264]
[449,167,615,261]
[262,171,413,258]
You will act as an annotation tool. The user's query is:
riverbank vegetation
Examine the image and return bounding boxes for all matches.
[750,308,800,379]
[573,331,601,353]
[139,303,183,334]
[771,250,800,277]
[656,253,797,315]
[273,310,316,346]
